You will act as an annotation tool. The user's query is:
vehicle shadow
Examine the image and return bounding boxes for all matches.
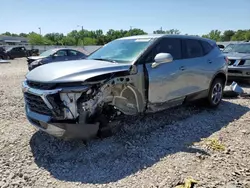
[29,100,249,184]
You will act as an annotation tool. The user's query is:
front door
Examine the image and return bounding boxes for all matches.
[11,48,19,58]
[52,50,68,62]
[144,37,199,112]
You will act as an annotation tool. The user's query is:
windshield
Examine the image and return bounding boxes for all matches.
[6,47,13,51]
[87,38,153,63]
[39,49,57,57]
[223,43,250,53]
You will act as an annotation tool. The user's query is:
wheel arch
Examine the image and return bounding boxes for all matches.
[209,71,227,89]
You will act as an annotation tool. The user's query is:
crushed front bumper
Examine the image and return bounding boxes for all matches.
[25,105,65,137]
[22,80,99,139]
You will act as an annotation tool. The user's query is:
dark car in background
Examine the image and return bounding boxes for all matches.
[27,48,88,71]
[223,42,250,83]
[0,47,7,59]
[5,46,39,59]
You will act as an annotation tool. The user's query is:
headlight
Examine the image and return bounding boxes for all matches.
[244,60,250,66]
[31,59,42,66]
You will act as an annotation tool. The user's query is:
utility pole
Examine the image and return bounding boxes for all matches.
[77,25,84,46]
[38,27,41,35]
[77,25,84,32]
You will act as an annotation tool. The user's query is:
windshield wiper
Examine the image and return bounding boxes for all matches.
[237,51,249,54]
[93,58,117,63]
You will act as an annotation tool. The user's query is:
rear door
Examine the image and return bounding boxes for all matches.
[67,50,86,61]
[20,47,26,57]
[181,39,213,92]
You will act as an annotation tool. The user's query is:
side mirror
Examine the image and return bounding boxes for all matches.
[152,53,173,68]
[51,54,56,58]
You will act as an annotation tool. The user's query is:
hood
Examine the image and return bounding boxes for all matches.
[26,59,132,83]
[27,56,47,60]
[223,52,250,60]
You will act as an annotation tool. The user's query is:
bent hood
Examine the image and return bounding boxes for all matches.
[224,52,250,60]
[26,59,132,83]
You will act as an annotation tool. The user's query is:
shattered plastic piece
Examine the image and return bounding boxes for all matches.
[230,81,244,94]
[175,177,198,188]
[223,81,245,98]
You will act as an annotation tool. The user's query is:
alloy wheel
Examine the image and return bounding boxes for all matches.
[211,82,223,105]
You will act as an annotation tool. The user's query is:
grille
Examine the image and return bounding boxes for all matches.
[27,81,57,90]
[24,93,52,116]
[228,70,242,74]
[238,60,246,66]
[228,59,236,66]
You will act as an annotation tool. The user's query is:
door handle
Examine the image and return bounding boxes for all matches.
[208,60,212,64]
[179,66,185,71]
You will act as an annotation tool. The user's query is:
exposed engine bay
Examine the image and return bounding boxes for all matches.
[59,73,146,126]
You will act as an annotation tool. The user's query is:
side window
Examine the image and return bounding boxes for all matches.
[183,39,204,58]
[54,50,67,57]
[68,50,78,56]
[201,41,213,55]
[144,38,182,63]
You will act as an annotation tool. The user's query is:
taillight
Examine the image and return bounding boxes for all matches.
[224,56,229,64]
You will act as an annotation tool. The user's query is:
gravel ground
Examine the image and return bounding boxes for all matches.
[0,59,250,188]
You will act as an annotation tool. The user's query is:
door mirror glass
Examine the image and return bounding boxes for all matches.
[154,53,173,64]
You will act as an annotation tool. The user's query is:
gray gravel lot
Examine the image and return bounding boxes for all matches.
[0,59,250,188]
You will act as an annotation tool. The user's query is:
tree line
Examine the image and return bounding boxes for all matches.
[1,28,250,46]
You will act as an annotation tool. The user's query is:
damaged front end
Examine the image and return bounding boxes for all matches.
[22,67,146,140]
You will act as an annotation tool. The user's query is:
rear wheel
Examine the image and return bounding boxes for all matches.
[206,78,224,107]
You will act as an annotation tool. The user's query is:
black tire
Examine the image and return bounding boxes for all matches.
[7,55,12,60]
[206,78,224,107]
[96,114,113,138]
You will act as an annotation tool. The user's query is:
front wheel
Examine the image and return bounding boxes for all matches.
[206,78,224,107]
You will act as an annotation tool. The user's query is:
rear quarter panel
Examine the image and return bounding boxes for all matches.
[204,46,228,87]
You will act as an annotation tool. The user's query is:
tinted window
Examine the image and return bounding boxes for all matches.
[55,50,67,57]
[144,38,182,63]
[68,50,78,56]
[184,39,203,58]
[201,41,213,55]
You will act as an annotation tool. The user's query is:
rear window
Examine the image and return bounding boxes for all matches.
[201,41,213,55]
[183,39,204,58]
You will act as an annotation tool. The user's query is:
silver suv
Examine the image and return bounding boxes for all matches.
[22,35,228,140]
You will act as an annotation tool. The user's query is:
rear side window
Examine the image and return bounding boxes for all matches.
[68,50,78,56]
[183,39,203,58]
[144,38,182,63]
[201,41,213,55]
